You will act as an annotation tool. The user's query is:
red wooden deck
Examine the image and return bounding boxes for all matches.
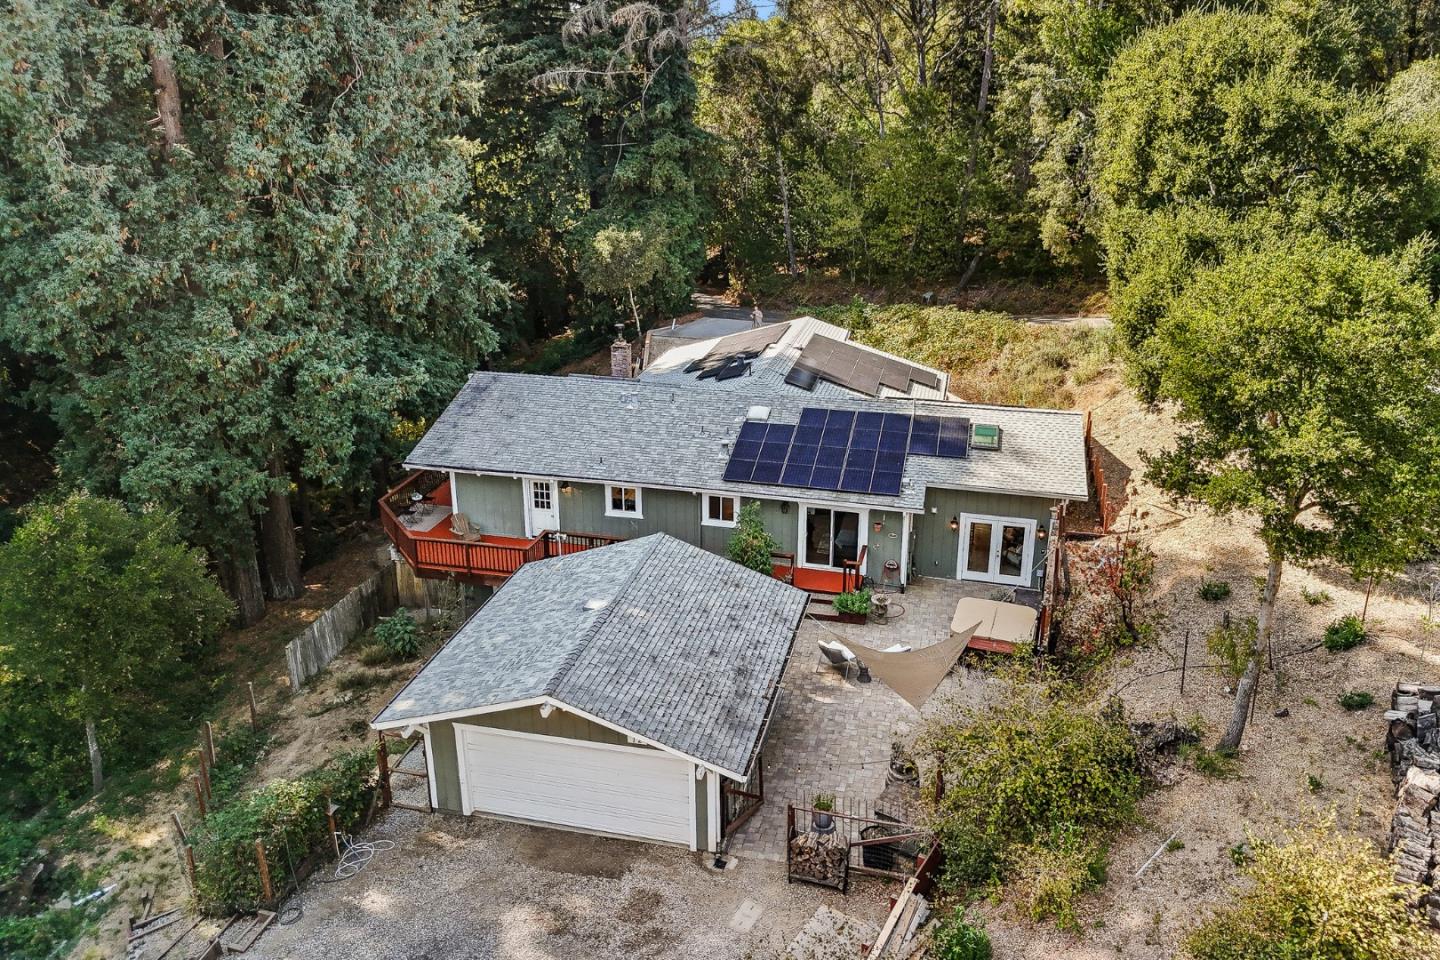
[774,564,848,594]
[381,472,871,594]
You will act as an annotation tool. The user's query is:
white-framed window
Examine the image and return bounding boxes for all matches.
[605,484,643,518]
[702,494,739,528]
[531,481,553,511]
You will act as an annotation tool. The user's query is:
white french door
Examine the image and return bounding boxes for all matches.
[959,514,1035,587]
[523,478,560,537]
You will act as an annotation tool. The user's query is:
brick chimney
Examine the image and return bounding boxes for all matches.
[610,323,633,378]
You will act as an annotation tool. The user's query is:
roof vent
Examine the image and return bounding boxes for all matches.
[746,405,771,421]
[582,598,609,611]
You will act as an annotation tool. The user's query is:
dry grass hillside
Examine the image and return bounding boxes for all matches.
[967,375,1440,958]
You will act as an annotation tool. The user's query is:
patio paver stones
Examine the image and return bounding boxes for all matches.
[727,578,1027,862]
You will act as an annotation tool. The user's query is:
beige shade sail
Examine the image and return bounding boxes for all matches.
[847,621,982,710]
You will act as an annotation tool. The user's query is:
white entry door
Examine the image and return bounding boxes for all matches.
[959,514,1036,587]
[458,725,694,846]
[523,478,560,536]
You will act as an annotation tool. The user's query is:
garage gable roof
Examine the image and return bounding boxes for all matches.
[373,534,807,777]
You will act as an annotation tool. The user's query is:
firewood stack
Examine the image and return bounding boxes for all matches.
[789,829,849,890]
[1385,682,1440,929]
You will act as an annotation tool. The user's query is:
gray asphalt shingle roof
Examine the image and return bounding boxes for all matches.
[405,371,1089,507]
[372,534,807,778]
[640,316,951,401]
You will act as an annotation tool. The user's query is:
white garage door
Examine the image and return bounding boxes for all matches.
[458,725,694,846]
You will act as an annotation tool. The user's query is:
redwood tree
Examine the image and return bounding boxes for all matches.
[0,0,502,619]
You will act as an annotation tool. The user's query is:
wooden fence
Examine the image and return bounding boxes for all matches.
[284,566,395,689]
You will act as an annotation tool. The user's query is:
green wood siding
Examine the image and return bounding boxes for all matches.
[865,510,904,587]
[912,488,1057,586]
[750,498,799,555]
[558,482,704,543]
[453,474,526,538]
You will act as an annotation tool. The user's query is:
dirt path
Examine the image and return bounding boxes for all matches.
[974,381,1440,958]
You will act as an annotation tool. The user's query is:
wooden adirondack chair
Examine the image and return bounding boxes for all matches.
[450,512,484,542]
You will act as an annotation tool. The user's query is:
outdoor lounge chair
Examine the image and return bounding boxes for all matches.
[449,512,484,542]
[816,639,859,680]
[816,639,914,682]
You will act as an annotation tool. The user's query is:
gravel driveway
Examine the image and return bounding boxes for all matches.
[246,809,892,960]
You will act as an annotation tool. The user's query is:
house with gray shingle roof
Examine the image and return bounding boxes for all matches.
[380,368,1088,596]
[371,534,806,852]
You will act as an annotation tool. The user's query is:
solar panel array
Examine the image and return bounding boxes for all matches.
[790,337,943,397]
[722,407,970,496]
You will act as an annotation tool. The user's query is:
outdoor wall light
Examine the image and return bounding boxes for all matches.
[1036,527,1047,540]
[949,516,959,532]
[781,502,790,514]
[559,481,573,494]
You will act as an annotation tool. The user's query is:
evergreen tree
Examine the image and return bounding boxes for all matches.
[0,0,502,620]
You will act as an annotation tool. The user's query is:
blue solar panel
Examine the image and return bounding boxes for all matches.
[781,461,814,486]
[739,420,768,442]
[909,416,940,456]
[733,438,762,459]
[936,418,969,458]
[759,439,791,462]
[789,443,820,466]
[723,407,935,495]
[878,429,909,452]
[871,470,904,495]
[752,459,784,484]
[846,448,877,472]
[798,408,828,430]
[851,429,880,451]
[874,449,905,473]
[840,468,872,492]
[723,458,757,482]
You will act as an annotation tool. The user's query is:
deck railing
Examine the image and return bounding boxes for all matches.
[379,473,621,580]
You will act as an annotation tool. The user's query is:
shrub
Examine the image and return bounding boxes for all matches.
[833,589,872,616]
[1338,691,1374,711]
[924,674,1141,907]
[191,746,376,914]
[208,726,271,806]
[1059,536,1161,667]
[1324,615,1366,653]
[1006,825,1108,931]
[1187,822,1426,960]
[1198,579,1231,601]
[727,502,779,576]
[357,643,397,667]
[375,609,421,660]
[932,908,992,960]
[1301,587,1332,606]
[1183,745,1239,779]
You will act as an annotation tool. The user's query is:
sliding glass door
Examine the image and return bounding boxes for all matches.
[803,507,861,569]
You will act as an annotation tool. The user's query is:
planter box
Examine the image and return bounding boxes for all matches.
[808,609,867,624]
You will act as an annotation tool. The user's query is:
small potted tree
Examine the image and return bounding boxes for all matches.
[811,793,836,834]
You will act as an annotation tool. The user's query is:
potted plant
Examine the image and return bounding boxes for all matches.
[831,588,872,624]
[811,793,837,834]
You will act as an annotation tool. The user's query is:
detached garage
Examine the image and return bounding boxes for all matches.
[371,533,807,852]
